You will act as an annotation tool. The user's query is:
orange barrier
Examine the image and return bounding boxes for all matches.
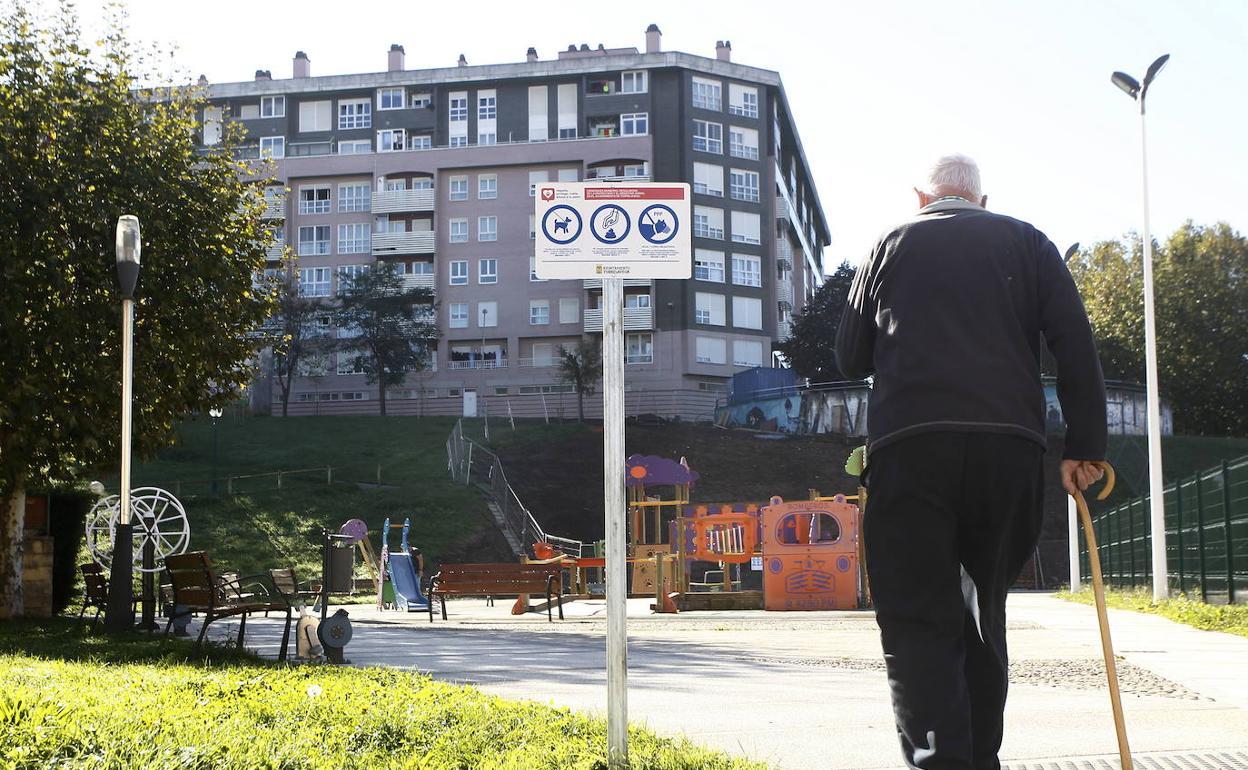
[760,496,859,611]
[688,504,759,564]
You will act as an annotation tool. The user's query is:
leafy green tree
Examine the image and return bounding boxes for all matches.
[333,263,439,416]
[267,267,330,417]
[777,261,857,381]
[0,2,275,616]
[557,339,603,423]
[1069,222,1248,435]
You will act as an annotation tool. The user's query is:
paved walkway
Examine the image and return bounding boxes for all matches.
[205,593,1248,769]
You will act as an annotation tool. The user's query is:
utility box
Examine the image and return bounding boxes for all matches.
[760,497,859,611]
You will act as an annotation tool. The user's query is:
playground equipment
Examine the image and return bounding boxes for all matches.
[339,518,381,594]
[761,496,860,610]
[381,517,429,612]
[85,487,190,572]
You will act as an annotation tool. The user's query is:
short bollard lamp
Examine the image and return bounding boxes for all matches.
[104,215,141,634]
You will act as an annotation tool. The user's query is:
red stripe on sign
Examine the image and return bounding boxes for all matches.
[584,187,686,200]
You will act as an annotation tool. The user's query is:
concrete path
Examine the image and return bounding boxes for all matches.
[203,593,1248,769]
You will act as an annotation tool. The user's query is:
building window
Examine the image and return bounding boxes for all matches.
[695,292,726,326]
[729,126,759,160]
[338,98,371,130]
[728,84,759,118]
[692,120,723,154]
[620,112,648,136]
[449,218,468,243]
[410,92,431,109]
[449,302,469,328]
[377,87,405,110]
[449,260,468,286]
[478,301,497,327]
[529,214,536,240]
[377,129,405,152]
[261,95,285,118]
[693,162,724,197]
[529,299,550,325]
[530,255,541,281]
[409,135,431,150]
[478,132,497,146]
[297,226,330,256]
[692,77,722,111]
[336,264,369,295]
[299,267,331,297]
[337,223,369,254]
[298,186,330,215]
[478,92,496,120]
[621,70,647,94]
[626,332,653,364]
[338,140,371,155]
[259,136,285,159]
[478,174,497,199]
[447,136,466,148]
[733,339,764,367]
[529,170,549,196]
[479,258,498,284]
[478,216,497,242]
[558,127,577,140]
[450,95,468,122]
[449,176,468,201]
[696,336,727,364]
[338,183,369,212]
[730,169,760,202]
[559,297,578,324]
[557,83,577,139]
[732,254,762,287]
[733,296,764,330]
[298,100,332,132]
[375,215,403,233]
[694,249,725,282]
[731,211,762,245]
[693,206,725,240]
[624,163,647,177]
[625,293,651,308]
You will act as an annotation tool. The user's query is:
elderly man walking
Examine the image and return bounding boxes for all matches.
[836,155,1108,769]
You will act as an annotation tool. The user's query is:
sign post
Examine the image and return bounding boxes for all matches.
[535,182,690,767]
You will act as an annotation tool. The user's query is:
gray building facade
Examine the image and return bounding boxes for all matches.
[201,27,831,418]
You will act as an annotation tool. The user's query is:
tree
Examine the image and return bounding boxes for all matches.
[1070,222,1248,436]
[0,2,275,616]
[334,263,439,416]
[268,266,330,417]
[777,261,858,381]
[557,339,603,423]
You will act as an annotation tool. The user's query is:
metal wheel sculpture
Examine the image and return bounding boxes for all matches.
[85,487,191,573]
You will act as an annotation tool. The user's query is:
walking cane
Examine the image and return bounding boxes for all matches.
[1071,461,1132,770]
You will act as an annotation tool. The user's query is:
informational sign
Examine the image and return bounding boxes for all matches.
[535,182,691,280]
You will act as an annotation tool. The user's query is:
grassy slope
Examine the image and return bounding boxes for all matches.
[0,619,767,770]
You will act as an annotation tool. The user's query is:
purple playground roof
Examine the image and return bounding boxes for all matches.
[626,454,699,488]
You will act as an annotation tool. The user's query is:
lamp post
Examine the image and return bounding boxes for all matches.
[104,215,141,633]
[209,407,223,495]
[1111,54,1170,602]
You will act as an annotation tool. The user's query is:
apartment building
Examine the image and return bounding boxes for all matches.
[201,26,831,417]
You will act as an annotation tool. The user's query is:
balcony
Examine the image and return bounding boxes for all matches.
[777,278,794,307]
[372,188,435,214]
[265,243,285,261]
[778,318,793,342]
[401,273,435,290]
[372,231,435,256]
[585,175,652,183]
[516,357,557,368]
[447,358,508,370]
[583,306,654,333]
[582,278,652,289]
[776,195,790,227]
[262,199,286,219]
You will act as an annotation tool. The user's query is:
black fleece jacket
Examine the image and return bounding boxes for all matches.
[835,199,1107,460]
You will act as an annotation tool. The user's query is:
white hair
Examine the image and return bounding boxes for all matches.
[926,154,982,201]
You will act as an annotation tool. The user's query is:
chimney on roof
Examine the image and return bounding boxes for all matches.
[526,47,538,63]
[457,53,467,67]
[197,74,208,86]
[254,69,271,81]
[579,44,590,52]
[646,24,662,53]
[388,44,405,72]
[716,40,732,61]
[292,51,310,78]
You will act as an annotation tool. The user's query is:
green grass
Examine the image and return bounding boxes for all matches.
[1055,588,1248,638]
[0,619,767,770]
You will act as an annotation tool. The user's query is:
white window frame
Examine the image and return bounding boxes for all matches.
[732,296,764,330]
[478,91,496,120]
[261,95,285,118]
[529,170,549,196]
[733,339,765,367]
[449,218,468,243]
[478,302,498,328]
[449,94,468,122]
[409,92,431,109]
[695,292,726,326]
[732,254,762,287]
[558,297,579,324]
[694,249,725,282]
[449,176,468,201]
[621,70,648,94]
[728,84,759,118]
[626,332,653,364]
[696,336,727,364]
[298,100,332,132]
[729,126,760,160]
[338,98,372,130]
[730,169,761,202]
[377,128,406,152]
[338,183,369,212]
[478,216,497,242]
[298,186,331,215]
[409,135,431,150]
[338,139,371,155]
[529,299,550,326]
[337,223,370,254]
[731,211,762,245]
[693,162,724,197]
[336,264,369,295]
[299,266,331,297]
[478,258,498,284]
[449,302,469,328]
[693,206,725,240]
[478,174,497,199]
[693,120,723,154]
[692,77,722,111]
[529,255,541,282]
[449,260,468,286]
[259,136,285,159]
[297,225,330,256]
[377,87,405,110]
[620,112,648,136]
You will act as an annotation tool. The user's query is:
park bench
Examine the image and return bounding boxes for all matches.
[164,551,293,660]
[79,563,117,626]
[428,562,564,622]
[268,566,319,611]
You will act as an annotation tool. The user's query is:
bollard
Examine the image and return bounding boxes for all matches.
[327,466,333,485]
[277,472,283,490]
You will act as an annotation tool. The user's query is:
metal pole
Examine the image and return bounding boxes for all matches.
[104,297,136,633]
[211,416,219,495]
[1068,496,1081,591]
[1176,488,1185,596]
[602,276,628,768]
[1139,105,1169,602]
[1223,461,1235,604]
[1195,474,1207,602]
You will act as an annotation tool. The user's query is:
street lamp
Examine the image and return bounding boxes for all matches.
[104,215,141,633]
[1111,54,1170,602]
[210,407,223,495]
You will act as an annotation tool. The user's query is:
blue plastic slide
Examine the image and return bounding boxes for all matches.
[387,551,428,611]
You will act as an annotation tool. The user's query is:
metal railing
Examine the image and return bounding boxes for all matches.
[1081,455,1247,604]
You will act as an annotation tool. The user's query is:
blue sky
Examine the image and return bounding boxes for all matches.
[58,0,1248,270]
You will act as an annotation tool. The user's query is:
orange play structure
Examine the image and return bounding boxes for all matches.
[760,496,860,610]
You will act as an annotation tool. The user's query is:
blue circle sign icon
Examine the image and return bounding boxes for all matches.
[590,204,630,244]
[639,204,678,244]
[542,205,583,244]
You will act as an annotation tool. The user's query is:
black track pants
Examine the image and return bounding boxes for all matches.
[863,432,1045,770]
